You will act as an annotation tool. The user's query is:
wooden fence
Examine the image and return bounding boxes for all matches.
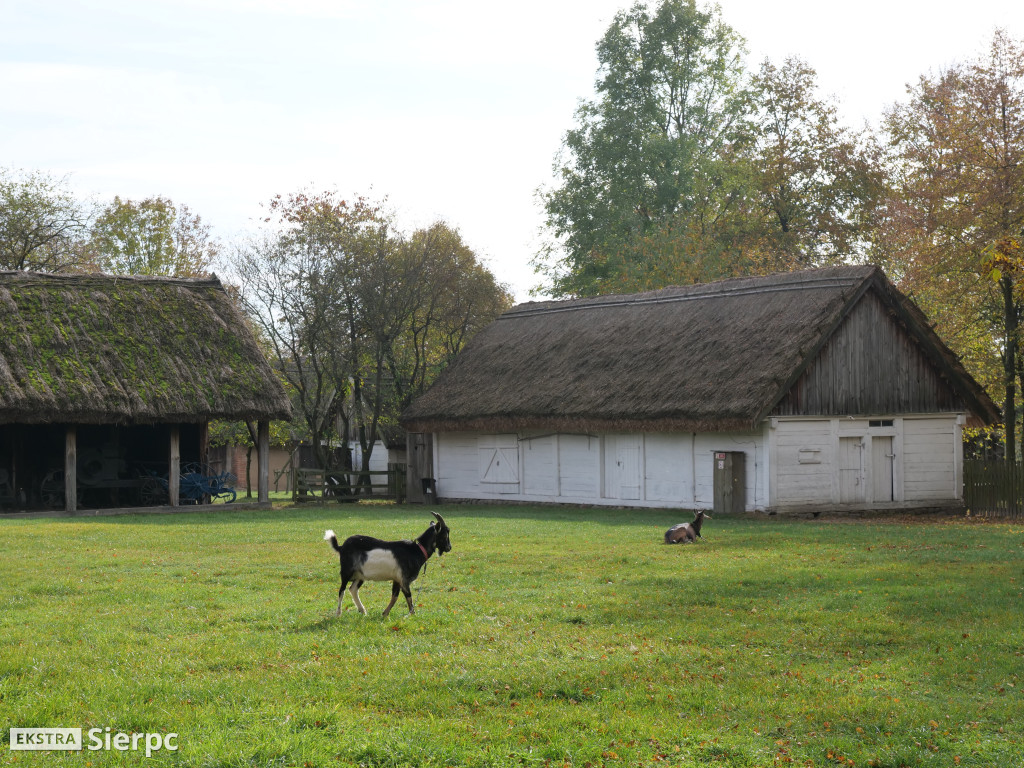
[963,460,1024,519]
[293,464,406,503]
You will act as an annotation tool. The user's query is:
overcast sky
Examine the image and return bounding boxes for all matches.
[2,0,1023,300]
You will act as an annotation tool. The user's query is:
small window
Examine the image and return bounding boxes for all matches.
[869,419,894,428]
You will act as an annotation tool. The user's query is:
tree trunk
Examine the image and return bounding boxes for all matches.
[1001,275,1018,464]
[245,445,253,499]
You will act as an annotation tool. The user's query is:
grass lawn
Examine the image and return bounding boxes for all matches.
[0,504,1021,767]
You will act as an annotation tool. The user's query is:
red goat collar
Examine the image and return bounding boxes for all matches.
[417,542,430,560]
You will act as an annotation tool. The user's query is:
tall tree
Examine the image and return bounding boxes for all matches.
[233,193,380,470]
[0,167,89,272]
[537,0,751,297]
[89,195,219,277]
[880,30,1024,460]
[747,57,883,271]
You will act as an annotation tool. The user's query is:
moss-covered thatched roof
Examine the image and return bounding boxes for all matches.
[401,265,998,433]
[0,271,291,425]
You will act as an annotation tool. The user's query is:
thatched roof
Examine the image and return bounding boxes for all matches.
[401,265,998,433]
[0,271,292,425]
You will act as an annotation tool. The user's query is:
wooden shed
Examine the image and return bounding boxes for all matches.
[0,271,291,512]
[400,266,999,513]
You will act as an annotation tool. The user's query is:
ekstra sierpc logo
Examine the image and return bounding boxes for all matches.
[10,727,178,756]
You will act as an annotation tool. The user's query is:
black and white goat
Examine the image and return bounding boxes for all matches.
[664,510,711,544]
[324,511,451,617]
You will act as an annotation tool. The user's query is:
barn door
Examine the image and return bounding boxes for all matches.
[616,436,642,500]
[478,434,520,493]
[872,436,895,502]
[839,437,866,503]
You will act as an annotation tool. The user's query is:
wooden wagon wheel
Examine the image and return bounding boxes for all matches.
[139,477,167,506]
[40,470,65,509]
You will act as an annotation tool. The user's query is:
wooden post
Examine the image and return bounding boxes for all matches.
[169,426,180,507]
[65,425,77,514]
[257,420,270,504]
[199,420,211,503]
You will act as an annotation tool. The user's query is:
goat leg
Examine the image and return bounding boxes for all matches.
[336,582,347,616]
[382,582,402,617]
[403,585,415,615]
[350,581,367,615]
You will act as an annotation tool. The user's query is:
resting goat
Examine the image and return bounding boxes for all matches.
[664,510,711,544]
[324,511,451,617]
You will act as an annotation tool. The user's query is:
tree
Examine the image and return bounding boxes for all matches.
[89,195,219,277]
[233,193,380,470]
[233,191,511,483]
[879,30,1024,461]
[537,0,751,297]
[378,222,513,418]
[0,167,89,272]
[747,57,883,271]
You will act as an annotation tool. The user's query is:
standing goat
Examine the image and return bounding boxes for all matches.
[324,511,451,617]
[664,510,711,544]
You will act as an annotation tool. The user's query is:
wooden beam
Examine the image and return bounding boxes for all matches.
[199,420,210,469]
[169,426,180,507]
[257,420,270,503]
[64,425,77,514]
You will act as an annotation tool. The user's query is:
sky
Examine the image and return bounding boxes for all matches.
[3,0,1023,301]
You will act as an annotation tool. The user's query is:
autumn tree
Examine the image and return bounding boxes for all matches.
[233,192,511,480]
[89,195,219,277]
[0,167,89,272]
[232,194,380,470]
[746,57,883,271]
[879,30,1024,460]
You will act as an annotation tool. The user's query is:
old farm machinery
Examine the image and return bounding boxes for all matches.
[39,451,237,509]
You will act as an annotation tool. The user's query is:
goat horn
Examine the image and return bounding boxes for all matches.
[432,511,447,527]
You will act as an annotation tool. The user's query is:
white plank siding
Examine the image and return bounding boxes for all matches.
[433,419,960,511]
[435,433,482,497]
[644,433,692,502]
[522,435,558,496]
[772,420,835,505]
[558,435,599,498]
[903,417,959,501]
[432,430,763,510]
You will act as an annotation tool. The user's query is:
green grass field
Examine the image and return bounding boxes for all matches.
[1,504,1021,767]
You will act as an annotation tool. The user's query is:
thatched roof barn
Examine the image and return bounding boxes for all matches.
[0,271,290,424]
[402,265,996,433]
[401,266,998,513]
[0,271,290,512]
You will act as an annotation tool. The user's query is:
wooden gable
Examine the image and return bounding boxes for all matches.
[770,288,971,418]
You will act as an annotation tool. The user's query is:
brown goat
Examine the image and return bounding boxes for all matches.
[664,510,711,544]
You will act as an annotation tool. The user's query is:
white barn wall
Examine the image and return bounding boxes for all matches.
[558,435,599,499]
[903,416,961,501]
[434,430,766,510]
[767,415,963,508]
[770,420,835,506]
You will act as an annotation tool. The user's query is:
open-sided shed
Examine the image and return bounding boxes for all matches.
[0,271,291,512]
[401,266,999,513]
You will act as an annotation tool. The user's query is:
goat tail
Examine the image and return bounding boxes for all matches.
[324,529,342,552]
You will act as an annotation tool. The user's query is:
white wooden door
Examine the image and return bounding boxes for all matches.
[839,437,865,503]
[872,436,894,502]
[478,434,519,493]
[616,436,642,500]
